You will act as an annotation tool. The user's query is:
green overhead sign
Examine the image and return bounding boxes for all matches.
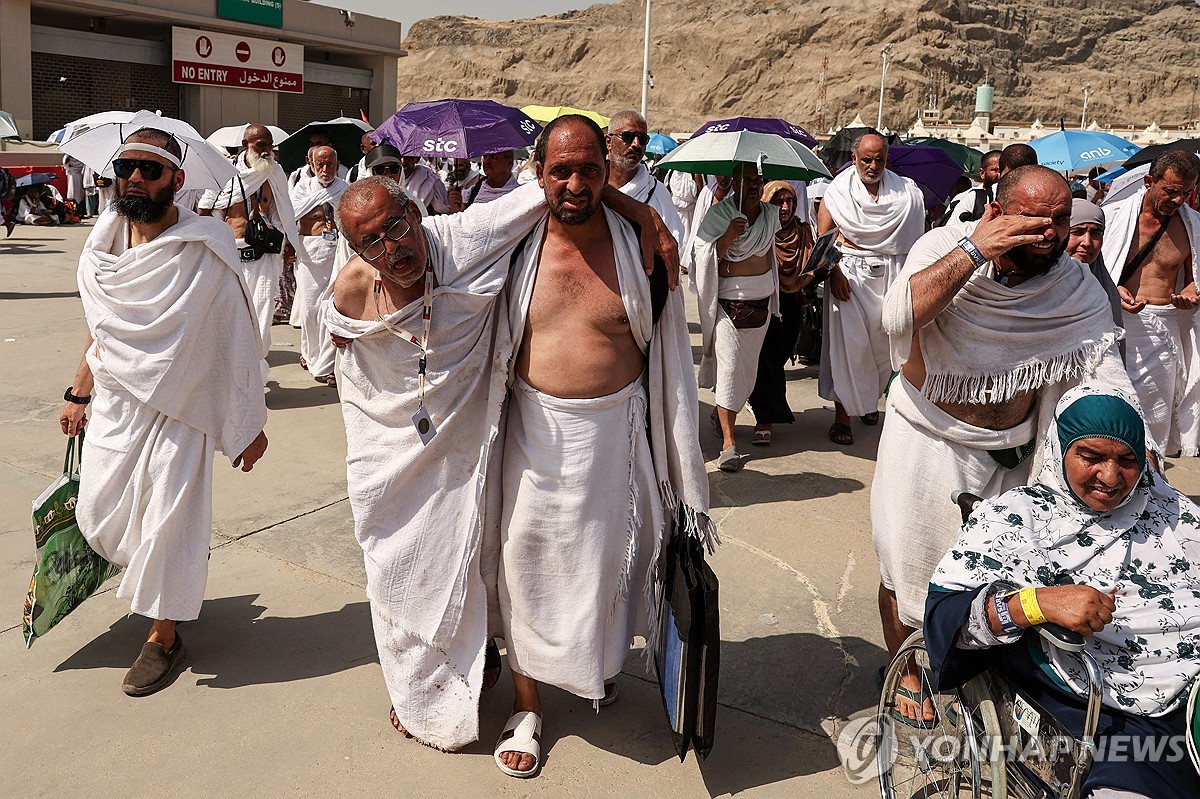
[217,0,283,29]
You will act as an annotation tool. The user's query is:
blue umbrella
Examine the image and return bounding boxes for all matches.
[373,99,542,158]
[692,116,817,148]
[1029,130,1141,171]
[645,132,678,156]
[15,172,57,188]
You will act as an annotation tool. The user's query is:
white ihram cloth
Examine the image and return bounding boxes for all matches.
[617,163,686,248]
[822,167,925,256]
[402,164,451,214]
[470,175,518,205]
[202,154,309,381]
[1102,190,1200,456]
[499,208,714,699]
[289,176,349,375]
[692,198,781,409]
[76,206,265,621]
[874,222,1140,626]
[819,167,924,415]
[323,183,546,751]
[818,247,903,416]
[666,169,699,244]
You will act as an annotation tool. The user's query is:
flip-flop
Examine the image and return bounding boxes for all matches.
[299,357,308,371]
[495,710,542,778]
[598,681,619,707]
[861,412,880,426]
[483,639,502,692]
[752,429,771,446]
[829,422,853,446]
[389,706,414,738]
[717,446,742,472]
[890,685,939,730]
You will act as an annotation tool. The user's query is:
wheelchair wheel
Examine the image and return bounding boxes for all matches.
[877,632,1005,799]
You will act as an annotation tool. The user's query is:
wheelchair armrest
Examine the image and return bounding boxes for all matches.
[1036,622,1087,653]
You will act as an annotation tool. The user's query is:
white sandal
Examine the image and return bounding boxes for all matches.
[494,710,542,778]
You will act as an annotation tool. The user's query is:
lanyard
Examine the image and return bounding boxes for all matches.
[375,262,434,407]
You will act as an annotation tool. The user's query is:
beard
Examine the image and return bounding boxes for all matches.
[379,244,425,287]
[113,182,175,223]
[1006,236,1067,276]
[548,187,602,225]
[610,149,642,173]
[246,148,275,177]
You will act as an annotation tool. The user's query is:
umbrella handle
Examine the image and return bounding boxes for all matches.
[757,152,766,177]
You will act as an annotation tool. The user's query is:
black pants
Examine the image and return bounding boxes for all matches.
[748,291,802,425]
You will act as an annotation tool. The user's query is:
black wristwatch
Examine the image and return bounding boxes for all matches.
[64,387,91,405]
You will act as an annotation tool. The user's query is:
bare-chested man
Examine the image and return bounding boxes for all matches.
[198,124,306,383]
[289,145,348,384]
[1102,149,1200,456]
[873,165,1139,722]
[494,115,708,779]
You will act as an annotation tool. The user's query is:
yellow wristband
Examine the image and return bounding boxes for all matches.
[1019,587,1046,626]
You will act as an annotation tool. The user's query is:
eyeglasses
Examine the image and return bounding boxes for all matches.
[355,215,411,262]
[610,131,651,147]
[112,158,177,181]
[371,163,403,176]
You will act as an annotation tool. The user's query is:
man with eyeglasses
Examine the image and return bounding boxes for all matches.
[199,123,308,385]
[289,145,349,385]
[818,132,925,446]
[1101,149,1200,457]
[606,110,685,248]
[321,149,680,756]
[60,126,268,696]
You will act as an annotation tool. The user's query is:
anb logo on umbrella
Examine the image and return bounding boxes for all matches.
[1079,147,1114,161]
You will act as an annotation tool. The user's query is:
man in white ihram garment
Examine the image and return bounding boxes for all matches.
[817,133,925,446]
[59,126,268,697]
[606,110,686,247]
[666,168,702,245]
[691,164,780,471]
[288,145,347,386]
[198,124,307,384]
[399,155,452,214]
[494,113,707,779]
[323,164,678,754]
[1101,149,1200,457]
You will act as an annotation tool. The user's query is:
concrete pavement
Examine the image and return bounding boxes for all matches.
[3,220,1196,798]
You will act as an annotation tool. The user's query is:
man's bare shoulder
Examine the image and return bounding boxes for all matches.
[332,257,375,321]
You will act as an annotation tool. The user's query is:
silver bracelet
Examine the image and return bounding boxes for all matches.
[957,236,987,268]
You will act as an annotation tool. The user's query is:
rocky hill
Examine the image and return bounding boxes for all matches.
[395,0,1200,135]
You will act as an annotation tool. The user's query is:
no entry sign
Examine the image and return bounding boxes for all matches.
[172,27,303,94]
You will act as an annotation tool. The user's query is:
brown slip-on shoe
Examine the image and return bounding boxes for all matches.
[122,633,186,697]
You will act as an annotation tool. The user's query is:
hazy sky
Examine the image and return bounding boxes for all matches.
[308,0,620,36]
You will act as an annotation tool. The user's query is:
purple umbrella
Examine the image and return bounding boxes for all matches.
[692,116,817,148]
[372,99,542,158]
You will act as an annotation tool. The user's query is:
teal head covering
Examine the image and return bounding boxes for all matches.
[1055,390,1146,504]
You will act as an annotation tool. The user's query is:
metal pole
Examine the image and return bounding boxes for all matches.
[640,0,652,120]
[877,44,893,130]
[1081,84,1092,130]
[1188,75,1198,127]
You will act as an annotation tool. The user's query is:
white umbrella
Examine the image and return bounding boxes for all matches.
[655,130,831,182]
[60,110,237,192]
[1101,163,1151,208]
[0,111,21,141]
[206,124,288,151]
[59,111,140,143]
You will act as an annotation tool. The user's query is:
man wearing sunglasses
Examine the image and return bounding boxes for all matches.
[199,123,308,385]
[61,126,268,697]
[606,110,685,249]
[320,144,680,757]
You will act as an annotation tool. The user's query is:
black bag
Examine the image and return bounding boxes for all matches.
[239,178,284,255]
[655,510,720,761]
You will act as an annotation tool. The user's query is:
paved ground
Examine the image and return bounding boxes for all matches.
[4,221,1198,798]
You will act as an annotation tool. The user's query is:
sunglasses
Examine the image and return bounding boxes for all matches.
[610,131,651,147]
[355,215,412,262]
[112,158,177,181]
[371,163,403,175]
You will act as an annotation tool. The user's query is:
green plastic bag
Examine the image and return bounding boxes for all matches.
[22,433,120,647]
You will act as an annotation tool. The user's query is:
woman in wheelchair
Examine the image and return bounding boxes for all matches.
[924,384,1200,798]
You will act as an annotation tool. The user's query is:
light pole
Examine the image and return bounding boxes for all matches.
[1188,75,1198,127]
[640,0,652,120]
[1081,84,1093,129]
[876,43,893,131]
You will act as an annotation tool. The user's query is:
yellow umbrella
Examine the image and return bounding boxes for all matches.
[520,105,610,128]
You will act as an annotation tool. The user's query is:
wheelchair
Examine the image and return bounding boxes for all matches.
[876,493,1105,799]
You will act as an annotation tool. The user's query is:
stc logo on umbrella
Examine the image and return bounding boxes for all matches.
[423,138,460,153]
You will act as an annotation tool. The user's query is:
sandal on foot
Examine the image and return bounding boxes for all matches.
[829,422,853,446]
[299,357,308,371]
[315,374,336,386]
[717,446,742,472]
[598,681,619,707]
[495,710,542,778]
[861,412,880,426]
[389,706,414,738]
[752,429,771,446]
[483,639,502,692]
[890,685,939,730]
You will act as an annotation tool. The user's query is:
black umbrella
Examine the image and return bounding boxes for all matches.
[278,117,372,174]
[1120,139,1200,170]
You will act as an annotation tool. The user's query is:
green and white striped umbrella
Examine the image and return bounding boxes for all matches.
[655,130,830,182]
